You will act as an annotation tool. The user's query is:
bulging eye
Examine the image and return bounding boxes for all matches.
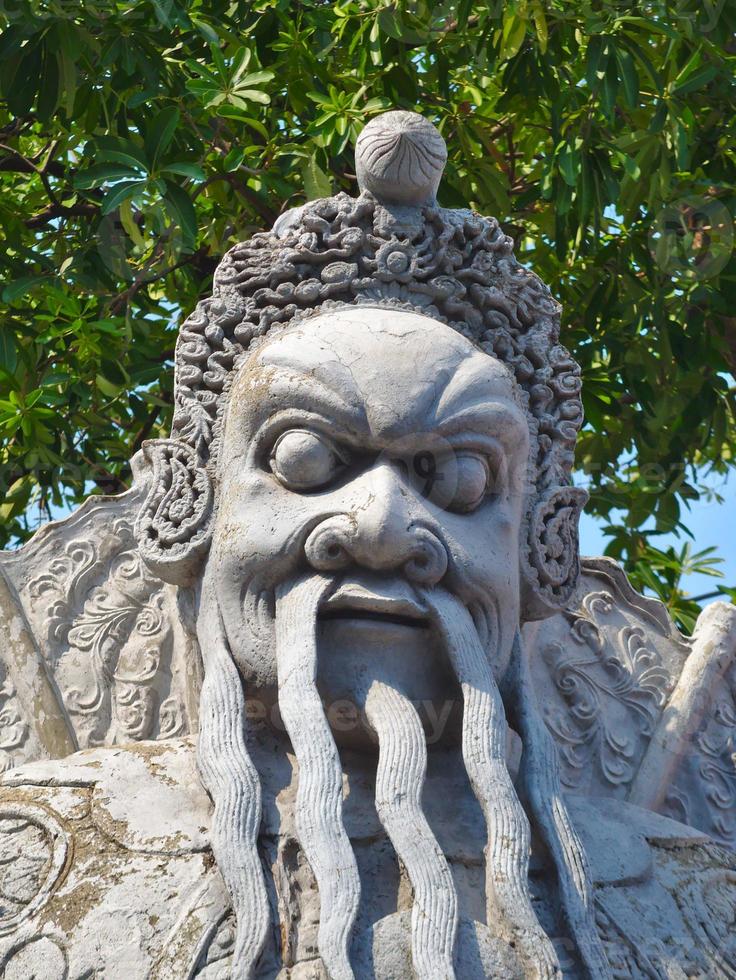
[269,429,347,491]
[404,448,493,513]
[449,452,491,513]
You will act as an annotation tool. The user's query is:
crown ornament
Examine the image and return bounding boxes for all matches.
[355,109,448,205]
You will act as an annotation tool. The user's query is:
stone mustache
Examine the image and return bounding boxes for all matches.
[0,110,734,980]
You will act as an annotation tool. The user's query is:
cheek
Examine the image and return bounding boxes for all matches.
[443,505,523,678]
[211,472,313,582]
[445,503,522,594]
[208,472,320,688]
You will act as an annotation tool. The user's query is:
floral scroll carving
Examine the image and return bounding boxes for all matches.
[540,586,675,794]
[662,668,736,845]
[27,517,186,749]
[696,695,736,843]
[0,665,28,774]
[532,557,736,848]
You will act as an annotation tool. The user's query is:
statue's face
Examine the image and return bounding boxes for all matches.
[208,307,530,745]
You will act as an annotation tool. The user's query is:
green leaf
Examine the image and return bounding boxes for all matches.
[101,180,147,215]
[558,143,580,187]
[37,48,60,120]
[94,138,149,171]
[600,56,619,118]
[0,330,17,373]
[223,147,246,172]
[190,16,219,44]
[5,46,41,116]
[672,65,718,97]
[378,8,402,40]
[615,47,639,109]
[531,2,548,54]
[73,164,140,189]
[96,373,122,397]
[163,181,197,248]
[128,88,161,109]
[235,70,274,88]
[160,162,206,180]
[59,50,77,116]
[307,90,331,105]
[3,276,46,302]
[231,89,271,106]
[215,109,269,139]
[618,152,641,180]
[210,43,226,77]
[501,12,527,61]
[146,106,181,166]
[585,36,606,89]
[185,59,219,82]
[368,15,382,67]
[303,154,332,200]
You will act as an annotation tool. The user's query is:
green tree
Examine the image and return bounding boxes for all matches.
[0,0,734,629]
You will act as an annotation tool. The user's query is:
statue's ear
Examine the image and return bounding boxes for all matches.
[133,439,213,587]
[521,485,588,621]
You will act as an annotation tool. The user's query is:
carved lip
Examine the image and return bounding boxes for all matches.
[321,579,427,628]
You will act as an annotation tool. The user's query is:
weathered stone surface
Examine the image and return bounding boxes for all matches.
[0,108,734,979]
[1,738,733,978]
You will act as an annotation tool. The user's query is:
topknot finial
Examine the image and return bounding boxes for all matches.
[355,110,447,206]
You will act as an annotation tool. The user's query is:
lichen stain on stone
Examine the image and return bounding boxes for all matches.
[127,739,180,788]
[48,877,105,936]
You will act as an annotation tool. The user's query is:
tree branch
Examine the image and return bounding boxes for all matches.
[0,146,66,178]
[131,404,165,454]
[25,201,99,229]
[196,172,277,227]
[108,246,215,315]
[689,590,726,603]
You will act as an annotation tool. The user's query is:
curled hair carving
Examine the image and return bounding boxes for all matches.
[139,115,585,611]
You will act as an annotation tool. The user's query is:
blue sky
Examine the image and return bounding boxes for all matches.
[579,473,735,604]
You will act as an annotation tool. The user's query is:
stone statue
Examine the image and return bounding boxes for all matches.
[1,110,735,980]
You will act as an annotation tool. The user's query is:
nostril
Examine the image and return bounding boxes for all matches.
[304,516,356,571]
[405,556,431,579]
[403,527,448,585]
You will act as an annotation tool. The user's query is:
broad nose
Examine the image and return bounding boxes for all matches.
[304,464,448,586]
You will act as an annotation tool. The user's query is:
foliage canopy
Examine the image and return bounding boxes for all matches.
[1,0,735,629]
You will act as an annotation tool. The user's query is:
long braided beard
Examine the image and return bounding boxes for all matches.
[425,590,562,980]
[425,589,611,980]
[196,572,271,979]
[360,680,459,979]
[274,576,361,980]
[197,573,610,979]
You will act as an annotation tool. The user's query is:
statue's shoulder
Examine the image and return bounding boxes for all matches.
[0,475,202,773]
[528,556,736,846]
[0,738,232,979]
[565,794,736,977]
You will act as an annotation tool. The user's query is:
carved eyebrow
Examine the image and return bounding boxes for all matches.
[435,402,529,453]
[244,361,370,438]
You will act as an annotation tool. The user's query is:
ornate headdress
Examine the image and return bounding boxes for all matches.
[135,110,586,614]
